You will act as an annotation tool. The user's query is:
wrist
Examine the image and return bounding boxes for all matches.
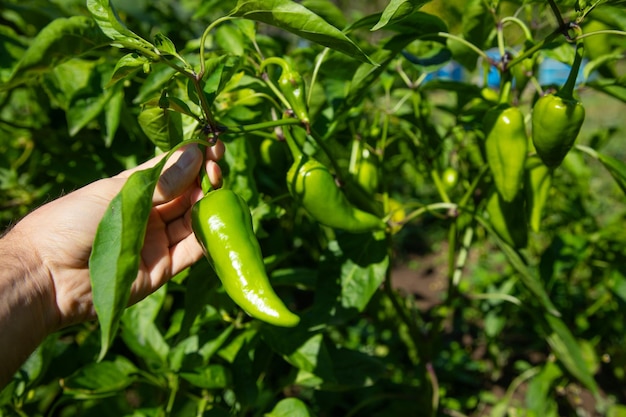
[0,225,59,387]
[0,224,59,335]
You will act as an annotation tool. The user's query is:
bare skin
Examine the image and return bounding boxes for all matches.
[0,142,225,389]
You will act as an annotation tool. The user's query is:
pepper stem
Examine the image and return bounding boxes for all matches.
[199,144,214,195]
[498,72,513,105]
[280,121,304,159]
[559,29,585,100]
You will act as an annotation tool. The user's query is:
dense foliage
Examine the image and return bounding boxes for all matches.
[1,0,626,416]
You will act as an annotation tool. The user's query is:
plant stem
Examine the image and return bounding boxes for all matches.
[499,74,513,104]
[559,28,584,99]
[261,72,292,112]
[309,48,330,106]
[431,169,451,204]
[451,226,474,288]
[507,27,562,69]
[221,117,302,134]
[401,202,458,226]
[575,29,626,40]
[501,16,534,42]
[426,362,440,415]
[165,373,179,415]
[547,0,566,31]
[437,32,490,62]
[198,16,236,79]
[496,21,506,62]
[383,239,424,354]
[308,127,344,178]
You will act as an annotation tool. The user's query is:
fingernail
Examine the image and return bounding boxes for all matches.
[177,146,199,171]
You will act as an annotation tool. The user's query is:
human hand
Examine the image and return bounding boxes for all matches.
[6,142,225,331]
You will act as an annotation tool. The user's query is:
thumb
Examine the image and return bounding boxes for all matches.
[152,145,203,205]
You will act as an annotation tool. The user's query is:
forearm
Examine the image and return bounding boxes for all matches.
[0,227,55,389]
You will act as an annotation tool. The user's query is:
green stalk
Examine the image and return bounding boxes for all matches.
[198,16,236,79]
[501,16,533,42]
[308,127,344,180]
[498,73,513,105]
[576,29,626,40]
[221,117,302,134]
[437,32,490,62]
[507,27,562,69]
[259,57,293,111]
[547,0,566,31]
[558,31,585,99]
[431,169,451,204]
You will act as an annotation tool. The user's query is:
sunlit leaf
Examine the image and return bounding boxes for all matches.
[265,398,313,417]
[2,16,110,90]
[89,160,167,360]
[371,0,431,31]
[230,0,371,63]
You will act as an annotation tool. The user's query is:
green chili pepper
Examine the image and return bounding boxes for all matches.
[510,41,537,95]
[356,148,379,195]
[484,104,528,202]
[531,40,586,168]
[525,155,553,233]
[485,190,528,249]
[441,167,459,191]
[287,154,386,233]
[261,57,310,127]
[192,189,300,327]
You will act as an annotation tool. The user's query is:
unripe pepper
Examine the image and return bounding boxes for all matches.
[192,189,300,327]
[287,154,386,233]
[531,40,586,168]
[525,155,553,232]
[485,190,528,249]
[261,57,310,127]
[356,148,379,195]
[484,104,528,202]
[441,167,459,191]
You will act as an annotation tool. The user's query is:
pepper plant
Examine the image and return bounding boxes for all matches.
[2,0,626,416]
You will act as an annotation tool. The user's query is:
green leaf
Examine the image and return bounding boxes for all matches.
[596,151,626,195]
[475,215,561,317]
[215,24,247,56]
[202,55,242,103]
[608,404,626,417]
[588,79,626,103]
[0,25,29,85]
[525,361,562,416]
[2,16,110,90]
[61,356,138,398]
[153,33,178,56]
[452,0,493,70]
[265,398,313,417]
[577,145,626,195]
[371,0,431,31]
[462,0,493,49]
[323,345,385,390]
[86,0,152,50]
[120,286,170,370]
[138,107,184,152]
[66,67,118,137]
[180,364,231,389]
[545,314,599,395]
[301,0,347,29]
[177,261,219,341]
[107,53,150,88]
[335,233,389,312]
[337,12,446,116]
[103,83,124,147]
[229,0,372,63]
[89,160,167,361]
